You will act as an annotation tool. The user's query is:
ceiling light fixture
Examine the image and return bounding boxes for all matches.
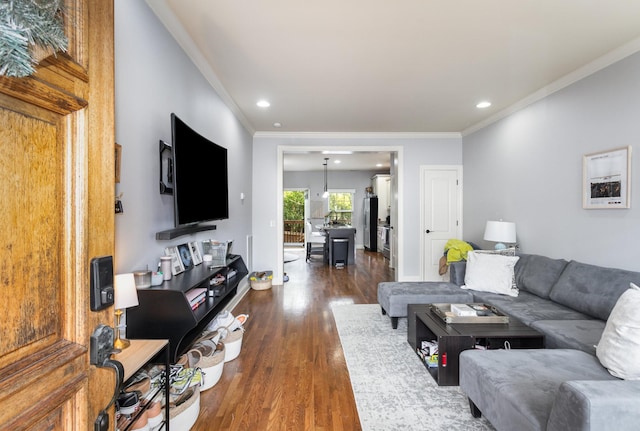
[322,158,330,199]
[257,100,270,108]
[273,122,282,128]
[476,101,492,109]
[334,160,341,164]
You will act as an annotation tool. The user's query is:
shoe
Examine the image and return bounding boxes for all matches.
[117,391,140,416]
[206,310,235,332]
[146,400,163,430]
[226,313,249,332]
[170,366,203,395]
[130,411,149,431]
[124,373,151,400]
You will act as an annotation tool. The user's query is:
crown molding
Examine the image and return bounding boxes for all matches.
[462,36,640,136]
[144,0,255,135]
[254,131,461,140]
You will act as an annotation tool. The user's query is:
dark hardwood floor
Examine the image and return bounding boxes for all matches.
[191,247,395,430]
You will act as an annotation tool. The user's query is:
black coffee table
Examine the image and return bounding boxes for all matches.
[407,303,544,386]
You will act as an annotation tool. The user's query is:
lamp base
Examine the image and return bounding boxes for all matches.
[494,242,507,250]
[114,308,130,350]
[114,336,130,350]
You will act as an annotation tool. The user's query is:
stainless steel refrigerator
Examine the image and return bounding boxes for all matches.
[363,196,378,251]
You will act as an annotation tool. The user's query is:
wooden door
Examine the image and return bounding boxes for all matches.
[0,1,116,430]
[420,166,462,281]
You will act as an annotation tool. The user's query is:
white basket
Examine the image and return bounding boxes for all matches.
[199,357,224,391]
[223,329,244,362]
[169,386,200,431]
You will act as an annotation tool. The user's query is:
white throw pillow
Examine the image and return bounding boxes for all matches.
[462,251,519,297]
[596,282,640,380]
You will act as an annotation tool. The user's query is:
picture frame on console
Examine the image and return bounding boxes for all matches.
[583,146,631,209]
[189,241,203,266]
[164,246,185,275]
[178,243,194,270]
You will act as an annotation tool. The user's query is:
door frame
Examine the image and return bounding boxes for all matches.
[419,165,463,280]
[277,145,403,281]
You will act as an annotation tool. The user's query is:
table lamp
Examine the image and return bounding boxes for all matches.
[114,273,139,350]
[484,220,516,250]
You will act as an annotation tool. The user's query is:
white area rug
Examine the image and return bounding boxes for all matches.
[332,304,494,431]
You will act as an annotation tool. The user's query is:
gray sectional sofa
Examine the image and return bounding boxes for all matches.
[379,253,640,431]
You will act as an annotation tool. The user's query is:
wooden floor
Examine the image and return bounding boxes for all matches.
[191,248,395,431]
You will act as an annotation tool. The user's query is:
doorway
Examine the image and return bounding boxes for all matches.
[279,146,402,282]
[283,189,306,247]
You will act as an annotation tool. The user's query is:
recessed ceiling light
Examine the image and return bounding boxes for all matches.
[476,101,492,109]
[376,163,383,167]
[273,122,282,128]
[334,160,341,164]
[257,100,270,108]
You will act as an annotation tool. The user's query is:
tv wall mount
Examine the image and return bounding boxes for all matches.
[159,140,173,195]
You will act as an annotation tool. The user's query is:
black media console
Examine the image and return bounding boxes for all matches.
[126,254,248,362]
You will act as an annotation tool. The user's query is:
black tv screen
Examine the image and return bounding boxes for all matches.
[171,113,229,226]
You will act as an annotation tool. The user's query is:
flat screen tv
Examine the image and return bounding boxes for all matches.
[171,113,229,226]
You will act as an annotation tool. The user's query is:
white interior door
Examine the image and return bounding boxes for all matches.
[421,166,462,281]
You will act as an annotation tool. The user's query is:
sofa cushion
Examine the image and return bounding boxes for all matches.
[459,349,616,431]
[530,319,604,355]
[596,283,640,380]
[470,290,592,326]
[549,260,640,320]
[462,251,520,297]
[514,254,569,299]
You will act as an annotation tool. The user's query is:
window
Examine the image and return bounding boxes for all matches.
[327,190,354,225]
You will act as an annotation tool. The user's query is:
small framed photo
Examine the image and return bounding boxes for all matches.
[164,246,185,276]
[178,243,194,270]
[189,241,203,266]
[583,146,631,209]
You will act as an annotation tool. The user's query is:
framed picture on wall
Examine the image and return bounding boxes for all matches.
[164,246,185,276]
[189,241,203,266]
[583,146,631,209]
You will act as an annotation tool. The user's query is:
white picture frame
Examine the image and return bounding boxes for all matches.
[164,246,185,276]
[583,146,631,209]
[189,241,203,266]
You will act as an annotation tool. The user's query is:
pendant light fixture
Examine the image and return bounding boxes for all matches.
[322,157,330,199]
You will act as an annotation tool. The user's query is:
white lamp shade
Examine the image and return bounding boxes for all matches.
[483,221,516,243]
[114,273,139,309]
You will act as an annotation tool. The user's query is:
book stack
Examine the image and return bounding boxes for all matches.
[186,287,207,310]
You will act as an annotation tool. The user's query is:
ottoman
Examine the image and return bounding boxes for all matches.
[377,281,474,328]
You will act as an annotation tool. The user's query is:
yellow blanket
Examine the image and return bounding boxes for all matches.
[444,239,474,263]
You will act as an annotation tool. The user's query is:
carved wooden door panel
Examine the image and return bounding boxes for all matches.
[0,1,115,430]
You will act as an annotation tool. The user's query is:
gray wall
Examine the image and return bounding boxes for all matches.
[284,169,383,248]
[463,52,640,271]
[114,0,253,273]
[253,135,463,282]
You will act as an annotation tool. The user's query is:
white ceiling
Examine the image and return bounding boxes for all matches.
[283,151,392,172]
[147,0,640,136]
[146,1,640,171]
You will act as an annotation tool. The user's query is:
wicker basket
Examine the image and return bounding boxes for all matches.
[222,327,244,362]
[249,271,273,290]
[169,386,200,431]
